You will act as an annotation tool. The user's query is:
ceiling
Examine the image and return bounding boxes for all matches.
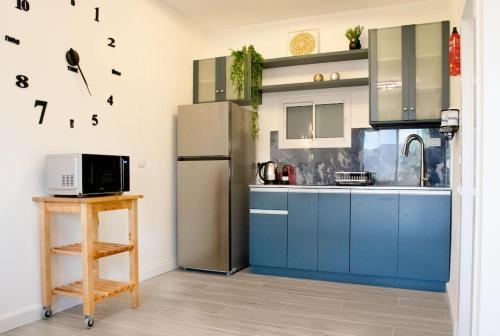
[161,0,430,31]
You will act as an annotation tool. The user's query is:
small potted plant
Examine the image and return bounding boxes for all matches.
[345,25,364,50]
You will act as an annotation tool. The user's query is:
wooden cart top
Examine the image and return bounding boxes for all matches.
[33,195,143,203]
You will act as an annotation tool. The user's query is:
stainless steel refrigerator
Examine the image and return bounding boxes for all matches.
[177,102,255,274]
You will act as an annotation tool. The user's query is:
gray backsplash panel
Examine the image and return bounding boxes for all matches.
[269,128,450,187]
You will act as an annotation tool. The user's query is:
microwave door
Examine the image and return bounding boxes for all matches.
[82,154,122,194]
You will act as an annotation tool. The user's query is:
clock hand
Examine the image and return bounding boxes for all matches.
[66,48,92,96]
[77,64,92,96]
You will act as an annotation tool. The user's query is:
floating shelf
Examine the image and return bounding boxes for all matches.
[261,78,369,94]
[53,279,134,303]
[52,242,133,259]
[262,49,368,69]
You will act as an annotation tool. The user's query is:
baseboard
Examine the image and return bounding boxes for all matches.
[0,259,178,333]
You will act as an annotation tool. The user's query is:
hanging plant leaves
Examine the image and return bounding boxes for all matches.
[230,45,263,139]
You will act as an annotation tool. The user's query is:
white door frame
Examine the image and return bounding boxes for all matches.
[456,10,475,336]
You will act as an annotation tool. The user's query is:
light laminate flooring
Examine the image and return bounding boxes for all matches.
[4,268,453,336]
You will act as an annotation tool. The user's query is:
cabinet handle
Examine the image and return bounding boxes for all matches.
[403,107,408,111]
[410,107,415,111]
[220,89,225,93]
[216,90,220,94]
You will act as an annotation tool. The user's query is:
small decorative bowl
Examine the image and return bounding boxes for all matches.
[313,74,324,82]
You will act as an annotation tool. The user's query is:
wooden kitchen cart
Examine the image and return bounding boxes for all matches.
[32,195,143,328]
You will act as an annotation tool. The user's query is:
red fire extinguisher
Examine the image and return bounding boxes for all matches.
[449,27,461,76]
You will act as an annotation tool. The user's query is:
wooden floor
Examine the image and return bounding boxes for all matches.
[5,268,453,336]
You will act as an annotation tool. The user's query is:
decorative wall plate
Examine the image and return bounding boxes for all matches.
[288,29,319,56]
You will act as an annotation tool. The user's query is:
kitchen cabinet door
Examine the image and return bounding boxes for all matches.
[318,190,350,274]
[288,190,318,271]
[350,191,399,277]
[369,21,449,128]
[250,189,288,210]
[193,56,251,104]
[398,191,451,281]
[249,211,288,268]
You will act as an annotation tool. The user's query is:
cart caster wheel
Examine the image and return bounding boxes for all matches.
[42,306,52,320]
[84,315,95,329]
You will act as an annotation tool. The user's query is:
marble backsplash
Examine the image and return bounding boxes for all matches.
[269,128,450,187]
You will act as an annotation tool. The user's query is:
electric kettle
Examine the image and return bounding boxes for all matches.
[257,161,278,184]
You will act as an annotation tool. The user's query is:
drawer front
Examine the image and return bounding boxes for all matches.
[249,212,288,268]
[250,189,287,210]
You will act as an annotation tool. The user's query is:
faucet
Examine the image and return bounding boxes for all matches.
[402,134,429,187]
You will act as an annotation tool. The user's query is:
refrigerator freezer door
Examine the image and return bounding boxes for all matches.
[178,103,230,157]
[177,159,230,272]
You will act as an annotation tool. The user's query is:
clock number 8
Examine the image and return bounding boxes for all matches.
[16,75,29,88]
[15,0,30,11]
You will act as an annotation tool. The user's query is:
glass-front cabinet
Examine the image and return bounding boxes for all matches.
[369,21,449,128]
[193,56,251,104]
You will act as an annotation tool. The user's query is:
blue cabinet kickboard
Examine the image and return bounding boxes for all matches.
[249,188,452,292]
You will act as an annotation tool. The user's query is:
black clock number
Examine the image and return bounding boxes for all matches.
[107,38,116,48]
[112,69,121,76]
[70,119,75,128]
[107,95,114,106]
[92,114,99,126]
[95,7,99,22]
[5,35,21,45]
[35,100,48,124]
[71,0,75,6]
[15,0,30,11]
[15,75,29,88]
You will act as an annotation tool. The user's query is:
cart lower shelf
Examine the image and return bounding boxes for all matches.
[53,279,134,303]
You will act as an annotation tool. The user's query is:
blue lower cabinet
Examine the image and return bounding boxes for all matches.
[398,191,451,281]
[350,191,399,277]
[318,190,351,273]
[287,191,318,271]
[249,212,288,268]
[250,189,287,210]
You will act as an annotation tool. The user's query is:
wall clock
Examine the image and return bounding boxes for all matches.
[5,0,121,129]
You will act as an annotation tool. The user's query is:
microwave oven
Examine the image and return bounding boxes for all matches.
[46,154,130,196]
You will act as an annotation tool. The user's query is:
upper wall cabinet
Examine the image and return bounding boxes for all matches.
[193,56,251,104]
[369,21,450,128]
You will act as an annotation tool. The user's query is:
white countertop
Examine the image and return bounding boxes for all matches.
[249,184,452,192]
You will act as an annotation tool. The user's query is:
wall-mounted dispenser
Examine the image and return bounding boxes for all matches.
[440,109,460,140]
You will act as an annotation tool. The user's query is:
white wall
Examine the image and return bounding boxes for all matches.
[0,0,204,332]
[202,0,451,165]
[472,0,500,334]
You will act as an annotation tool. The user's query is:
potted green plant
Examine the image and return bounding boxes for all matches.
[230,45,264,139]
[345,25,364,50]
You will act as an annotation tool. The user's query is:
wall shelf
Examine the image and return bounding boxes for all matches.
[262,49,368,69]
[261,78,369,94]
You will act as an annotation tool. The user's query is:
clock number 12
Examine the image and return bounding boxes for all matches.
[34,100,48,125]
